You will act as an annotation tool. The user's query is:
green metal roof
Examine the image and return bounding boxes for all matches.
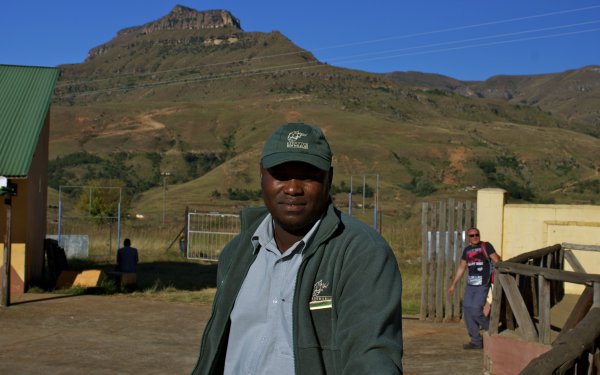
[0,64,60,178]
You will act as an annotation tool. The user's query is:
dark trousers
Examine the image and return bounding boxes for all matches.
[463,284,490,346]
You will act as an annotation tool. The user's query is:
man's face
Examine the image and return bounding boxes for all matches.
[467,229,480,246]
[261,161,332,236]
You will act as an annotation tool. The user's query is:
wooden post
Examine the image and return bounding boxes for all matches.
[489,279,503,335]
[521,308,600,375]
[505,274,516,331]
[498,273,538,342]
[462,200,473,322]
[444,198,455,322]
[427,203,437,320]
[183,205,189,257]
[420,202,428,320]
[435,201,446,322]
[538,275,551,344]
[2,196,13,307]
[557,286,593,341]
[453,201,464,320]
[564,250,586,273]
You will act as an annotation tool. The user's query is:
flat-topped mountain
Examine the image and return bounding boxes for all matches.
[50,5,600,222]
[85,6,243,62]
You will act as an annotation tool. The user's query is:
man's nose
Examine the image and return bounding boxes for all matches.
[283,179,303,194]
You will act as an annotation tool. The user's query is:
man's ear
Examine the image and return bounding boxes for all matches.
[327,167,334,190]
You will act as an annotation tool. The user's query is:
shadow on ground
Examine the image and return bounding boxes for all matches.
[137,261,218,290]
[90,261,218,291]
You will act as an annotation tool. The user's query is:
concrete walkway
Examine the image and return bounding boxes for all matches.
[403,316,483,374]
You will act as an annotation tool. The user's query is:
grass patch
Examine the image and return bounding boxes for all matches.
[36,256,421,313]
[129,284,217,304]
[40,220,423,313]
[399,260,422,315]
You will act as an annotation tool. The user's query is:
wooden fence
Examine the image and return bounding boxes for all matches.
[420,199,476,321]
[486,243,600,374]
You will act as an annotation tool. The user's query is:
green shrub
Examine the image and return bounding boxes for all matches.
[400,177,437,197]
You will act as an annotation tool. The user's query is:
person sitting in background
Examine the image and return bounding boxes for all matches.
[116,238,138,273]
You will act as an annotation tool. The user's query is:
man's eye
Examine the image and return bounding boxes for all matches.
[267,164,325,181]
[272,172,318,181]
[269,170,290,180]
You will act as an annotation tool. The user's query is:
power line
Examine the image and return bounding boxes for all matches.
[309,5,600,52]
[55,23,600,99]
[55,5,600,88]
[56,60,325,98]
[328,28,600,67]
[61,29,597,92]
[56,26,600,99]
[324,20,600,65]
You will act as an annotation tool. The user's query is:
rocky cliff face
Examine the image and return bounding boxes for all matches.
[120,5,241,36]
[86,6,242,61]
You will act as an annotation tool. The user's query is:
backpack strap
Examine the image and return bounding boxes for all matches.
[481,241,494,284]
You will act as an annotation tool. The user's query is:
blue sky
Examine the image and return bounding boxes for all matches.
[1,0,599,80]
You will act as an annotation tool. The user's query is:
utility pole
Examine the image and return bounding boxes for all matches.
[349,173,380,232]
[1,176,16,307]
[161,172,170,226]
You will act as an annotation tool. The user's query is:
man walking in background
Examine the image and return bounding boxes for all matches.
[192,122,403,374]
[448,227,500,350]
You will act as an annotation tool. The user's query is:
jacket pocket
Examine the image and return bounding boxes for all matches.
[310,303,333,349]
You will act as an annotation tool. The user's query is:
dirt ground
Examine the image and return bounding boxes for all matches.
[0,294,483,375]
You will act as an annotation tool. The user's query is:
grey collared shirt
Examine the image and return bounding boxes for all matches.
[224,214,320,375]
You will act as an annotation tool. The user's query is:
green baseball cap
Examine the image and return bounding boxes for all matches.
[261,123,332,171]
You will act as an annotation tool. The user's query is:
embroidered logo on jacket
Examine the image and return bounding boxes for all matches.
[309,280,332,310]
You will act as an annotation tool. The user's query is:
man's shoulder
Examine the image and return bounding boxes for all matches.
[334,211,392,250]
[337,210,370,230]
[481,241,496,253]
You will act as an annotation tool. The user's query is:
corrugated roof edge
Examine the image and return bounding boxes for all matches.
[0,65,60,178]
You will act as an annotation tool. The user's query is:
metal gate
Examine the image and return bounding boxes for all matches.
[187,212,240,261]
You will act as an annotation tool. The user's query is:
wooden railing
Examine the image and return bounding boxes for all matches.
[487,243,600,374]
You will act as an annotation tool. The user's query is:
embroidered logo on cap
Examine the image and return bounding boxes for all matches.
[287,130,309,150]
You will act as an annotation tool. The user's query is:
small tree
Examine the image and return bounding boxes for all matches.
[76,179,128,224]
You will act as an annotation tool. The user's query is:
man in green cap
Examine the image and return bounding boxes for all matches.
[192,123,403,375]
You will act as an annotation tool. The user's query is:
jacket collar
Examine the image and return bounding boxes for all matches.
[239,200,341,257]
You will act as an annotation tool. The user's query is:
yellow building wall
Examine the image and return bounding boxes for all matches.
[0,114,50,294]
[25,116,50,285]
[1,179,28,297]
[1,181,28,243]
[476,188,506,257]
[477,188,600,294]
[0,243,26,295]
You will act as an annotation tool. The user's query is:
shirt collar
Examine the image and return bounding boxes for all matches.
[251,213,321,256]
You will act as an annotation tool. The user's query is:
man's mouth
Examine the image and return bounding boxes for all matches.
[280,200,305,211]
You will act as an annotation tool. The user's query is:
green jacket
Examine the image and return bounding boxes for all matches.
[192,202,403,374]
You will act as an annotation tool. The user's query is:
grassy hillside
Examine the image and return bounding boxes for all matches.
[46,6,600,233]
[387,66,600,137]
